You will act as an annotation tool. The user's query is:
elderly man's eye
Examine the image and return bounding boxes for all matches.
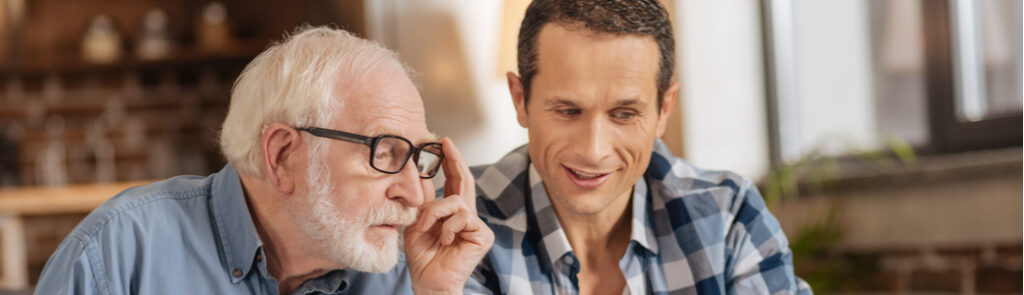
[375,146,394,160]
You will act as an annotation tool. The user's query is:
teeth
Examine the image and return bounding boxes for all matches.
[571,169,602,180]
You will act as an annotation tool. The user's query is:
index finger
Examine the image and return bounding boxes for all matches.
[420,178,436,205]
[441,137,475,207]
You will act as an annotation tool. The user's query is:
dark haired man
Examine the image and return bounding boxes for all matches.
[462,0,812,294]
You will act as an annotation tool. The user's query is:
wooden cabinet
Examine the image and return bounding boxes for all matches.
[0,0,366,288]
[0,0,365,187]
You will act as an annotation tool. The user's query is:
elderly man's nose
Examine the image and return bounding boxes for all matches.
[387,158,426,207]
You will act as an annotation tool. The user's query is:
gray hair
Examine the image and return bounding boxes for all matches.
[219,25,406,177]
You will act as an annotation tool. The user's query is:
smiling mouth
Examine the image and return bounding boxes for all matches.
[563,165,612,188]
[569,168,605,179]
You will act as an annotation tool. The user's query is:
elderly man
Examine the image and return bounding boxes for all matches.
[465,0,811,294]
[35,26,493,294]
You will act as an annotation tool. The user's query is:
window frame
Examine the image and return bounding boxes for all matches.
[760,0,1022,168]
[921,0,1023,154]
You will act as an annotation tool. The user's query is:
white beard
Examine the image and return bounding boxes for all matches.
[299,150,417,273]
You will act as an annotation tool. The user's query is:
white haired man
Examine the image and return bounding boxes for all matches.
[35,26,493,294]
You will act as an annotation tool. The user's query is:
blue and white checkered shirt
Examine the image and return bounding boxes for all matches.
[463,140,812,294]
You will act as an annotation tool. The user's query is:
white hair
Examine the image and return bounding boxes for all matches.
[219,25,405,177]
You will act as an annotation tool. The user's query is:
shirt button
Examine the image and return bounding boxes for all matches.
[256,253,263,263]
[563,256,574,264]
[233,269,243,278]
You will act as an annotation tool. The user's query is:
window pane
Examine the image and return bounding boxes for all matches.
[777,0,929,162]
[870,0,930,148]
[955,0,1023,121]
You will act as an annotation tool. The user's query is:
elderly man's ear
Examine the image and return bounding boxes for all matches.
[261,122,302,195]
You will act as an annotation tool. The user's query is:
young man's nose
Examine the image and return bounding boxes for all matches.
[572,116,614,165]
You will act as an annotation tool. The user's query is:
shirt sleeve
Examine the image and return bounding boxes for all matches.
[34,234,109,295]
[725,180,813,295]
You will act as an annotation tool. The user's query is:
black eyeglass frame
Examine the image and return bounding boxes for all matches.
[295,127,444,179]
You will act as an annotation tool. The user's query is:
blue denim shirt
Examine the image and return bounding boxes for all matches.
[35,164,413,295]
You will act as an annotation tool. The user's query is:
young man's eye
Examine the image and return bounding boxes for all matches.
[557,108,581,116]
[612,110,637,120]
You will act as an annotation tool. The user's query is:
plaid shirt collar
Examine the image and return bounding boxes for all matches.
[513,154,661,272]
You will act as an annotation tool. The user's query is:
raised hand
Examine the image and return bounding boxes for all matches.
[404,137,494,294]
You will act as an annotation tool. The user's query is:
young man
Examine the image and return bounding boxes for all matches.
[464,1,811,294]
[35,26,492,295]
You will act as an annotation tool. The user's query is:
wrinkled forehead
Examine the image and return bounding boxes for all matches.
[332,62,435,143]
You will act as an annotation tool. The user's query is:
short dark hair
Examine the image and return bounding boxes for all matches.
[516,0,675,108]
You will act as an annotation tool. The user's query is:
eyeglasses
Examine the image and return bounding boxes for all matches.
[296,127,444,179]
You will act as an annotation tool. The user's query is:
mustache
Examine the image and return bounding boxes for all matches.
[363,202,418,227]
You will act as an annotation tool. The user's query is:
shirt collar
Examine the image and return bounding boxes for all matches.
[209,164,264,284]
[291,269,351,295]
[526,164,574,272]
[526,163,659,272]
[629,178,659,255]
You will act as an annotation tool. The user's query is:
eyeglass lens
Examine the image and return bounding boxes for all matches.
[415,144,443,176]
[373,137,443,177]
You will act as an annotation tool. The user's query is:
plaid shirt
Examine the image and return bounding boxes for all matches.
[463,140,812,294]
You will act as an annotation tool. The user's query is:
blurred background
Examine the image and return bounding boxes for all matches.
[0,0,1020,293]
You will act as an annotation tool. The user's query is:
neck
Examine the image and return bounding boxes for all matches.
[239,176,335,294]
[550,188,633,267]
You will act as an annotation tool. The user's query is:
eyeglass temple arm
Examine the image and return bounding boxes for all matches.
[297,127,375,146]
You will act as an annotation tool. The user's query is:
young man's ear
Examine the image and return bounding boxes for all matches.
[261,123,302,195]
[655,82,680,138]
[507,72,528,128]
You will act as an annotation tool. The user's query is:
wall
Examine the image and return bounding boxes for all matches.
[677,0,771,179]
[772,148,1023,293]
[365,0,528,167]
